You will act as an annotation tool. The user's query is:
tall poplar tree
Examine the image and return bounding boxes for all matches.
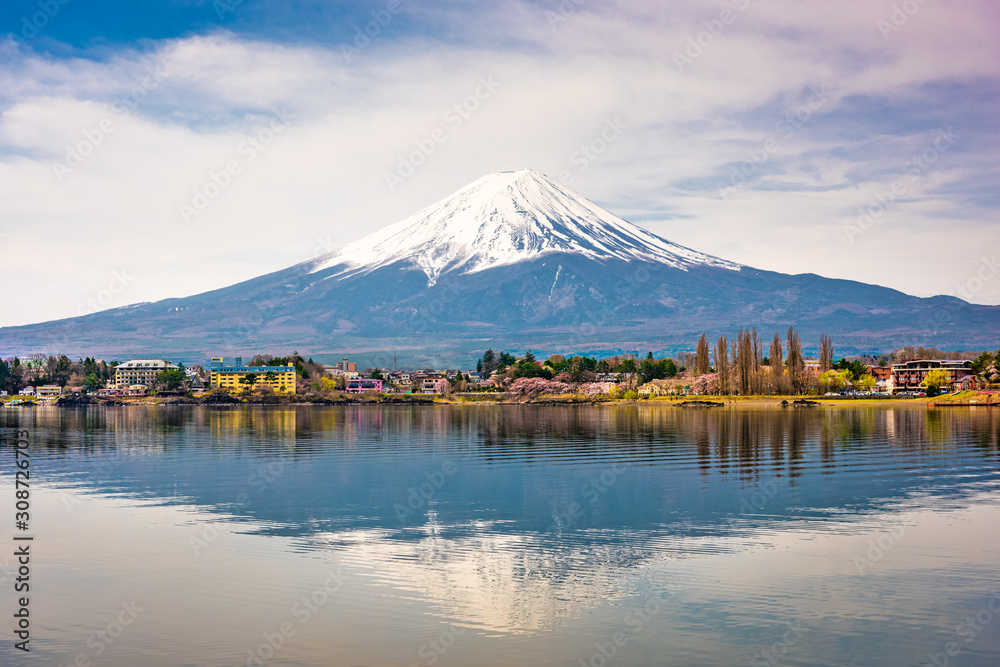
[769,333,784,393]
[714,335,729,395]
[818,334,834,373]
[695,334,711,376]
[786,326,804,393]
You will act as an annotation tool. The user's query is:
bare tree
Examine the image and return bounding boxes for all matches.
[735,328,754,396]
[786,326,804,393]
[818,334,833,373]
[714,335,729,395]
[769,332,784,394]
[751,328,763,394]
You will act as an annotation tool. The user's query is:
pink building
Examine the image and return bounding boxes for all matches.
[347,378,384,393]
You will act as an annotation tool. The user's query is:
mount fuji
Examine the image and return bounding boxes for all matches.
[308,169,740,286]
[2,169,997,364]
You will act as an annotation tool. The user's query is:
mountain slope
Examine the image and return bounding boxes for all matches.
[1,169,997,363]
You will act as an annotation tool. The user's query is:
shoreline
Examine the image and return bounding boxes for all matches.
[8,389,993,408]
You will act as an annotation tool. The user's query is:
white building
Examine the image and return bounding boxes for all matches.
[114,359,179,389]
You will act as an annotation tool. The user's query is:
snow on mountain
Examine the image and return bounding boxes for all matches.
[308,169,741,286]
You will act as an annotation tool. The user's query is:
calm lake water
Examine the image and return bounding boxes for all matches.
[2,405,999,666]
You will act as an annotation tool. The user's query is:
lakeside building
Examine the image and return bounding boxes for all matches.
[114,359,179,389]
[36,385,62,399]
[420,376,450,394]
[890,359,975,393]
[209,357,297,395]
[868,366,894,393]
[324,359,359,379]
[346,378,384,393]
[868,366,892,381]
[389,371,413,386]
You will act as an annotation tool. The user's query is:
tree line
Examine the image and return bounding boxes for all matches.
[475,348,680,385]
[0,355,117,394]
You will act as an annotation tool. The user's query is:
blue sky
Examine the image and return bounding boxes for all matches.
[1,0,998,326]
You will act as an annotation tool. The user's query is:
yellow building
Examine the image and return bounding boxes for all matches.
[209,357,297,395]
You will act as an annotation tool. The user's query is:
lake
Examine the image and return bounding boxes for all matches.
[2,405,999,666]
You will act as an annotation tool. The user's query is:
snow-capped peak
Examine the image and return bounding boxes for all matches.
[309,169,740,285]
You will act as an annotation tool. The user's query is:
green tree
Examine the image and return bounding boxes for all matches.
[856,374,877,392]
[263,370,278,385]
[971,351,995,379]
[639,356,678,383]
[544,354,569,373]
[922,368,951,396]
[510,356,552,380]
[84,373,102,391]
[155,368,187,391]
[54,355,73,386]
[819,369,850,393]
[617,358,638,374]
[496,351,517,372]
[833,358,868,381]
[239,373,259,393]
[478,349,496,374]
